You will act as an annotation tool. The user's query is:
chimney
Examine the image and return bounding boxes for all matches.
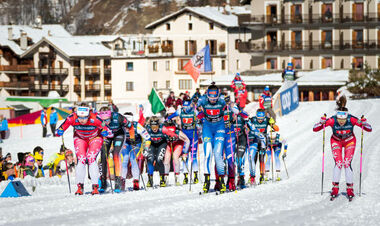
[48,30,52,36]
[35,15,42,29]
[20,32,28,50]
[8,27,13,40]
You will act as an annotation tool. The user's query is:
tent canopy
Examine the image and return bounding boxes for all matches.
[5,97,68,108]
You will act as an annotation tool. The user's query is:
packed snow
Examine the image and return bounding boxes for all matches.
[0,99,379,225]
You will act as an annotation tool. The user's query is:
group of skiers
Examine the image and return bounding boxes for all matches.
[52,78,290,196]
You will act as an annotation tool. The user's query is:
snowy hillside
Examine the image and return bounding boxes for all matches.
[0,99,379,225]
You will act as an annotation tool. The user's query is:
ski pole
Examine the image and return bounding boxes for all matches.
[282,155,289,179]
[359,115,364,197]
[62,136,71,193]
[270,129,274,182]
[189,107,196,192]
[131,144,146,191]
[103,141,114,194]
[321,113,326,196]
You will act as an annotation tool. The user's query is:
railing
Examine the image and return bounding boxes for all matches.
[85,68,100,74]
[148,45,159,54]
[32,84,69,91]
[74,68,111,75]
[238,13,380,25]
[0,81,31,88]
[104,68,111,74]
[161,45,173,53]
[29,68,69,75]
[0,65,33,72]
[238,40,380,52]
[86,84,101,91]
[104,84,112,90]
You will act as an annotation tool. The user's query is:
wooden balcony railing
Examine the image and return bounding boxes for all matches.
[0,65,33,72]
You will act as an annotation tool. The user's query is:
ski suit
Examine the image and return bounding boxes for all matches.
[246,121,266,177]
[265,133,287,173]
[282,68,296,81]
[313,115,372,184]
[100,112,131,180]
[146,124,168,176]
[163,124,189,175]
[121,121,150,180]
[180,107,199,173]
[197,96,239,176]
[223,105,236,178]
[58,113,112,185]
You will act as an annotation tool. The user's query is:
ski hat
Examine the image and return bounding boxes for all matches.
[183,100,191,107]
[264,86,270,92]
[224,95,231,103]
[149,117,160,126]
[336,111,348,119]
[287,62,293,67]
[256,110,265,118]
[34,152,43,161]
[77,107,90,118]
[98,110,111,120]
[24,155,35,167]
[124,112,134,122]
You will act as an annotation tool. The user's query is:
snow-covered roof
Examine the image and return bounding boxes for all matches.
[145,6,250,29]
[200,69,349,87]
[0,25,71,56]
[22,35,118,58]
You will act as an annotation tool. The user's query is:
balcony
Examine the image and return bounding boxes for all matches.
[0,65,33,72]
[161,44,173,53]
[105,84,112,90]
[29,68,68,75]
[238,13,379,28]
[238,40,379,54]
[0,81,31,89]
[31,83,69,92]
[85,68,100,75]
[86,84,101,91]
[148,45,159,54]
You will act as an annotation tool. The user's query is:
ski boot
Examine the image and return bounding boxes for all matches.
[147,175,153,188]
[133,179,140,190]
[276,172,281,181]
[160,175,167,187]
[264,171,270,181]
[193,172,199,184]
[259,174,265,184]
[203,174,210,193]
[228,177,236,191]
[183,173,188,185]
[121,177,126,191]
[175,174,181,186]
[91,184,99,195]
[114,176,122,193]
[99,176,107,193]
[238,175,246,189]
[346,183,354,201]
[219,177,227,194]
[75,183,84,195]
[330,182,339,200]
[249,176,255,186]
[214,178,221,191]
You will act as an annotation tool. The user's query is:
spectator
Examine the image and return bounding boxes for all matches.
[41,108,48,137]
[175,93,184,109]
[34,151,45,178]
[2,162,15,181]
[192,88,201,101]
[0,148,3,181]
[158,92,164,101]
[282,62,297,81]
[108,100,119,113]
[0,115,8,142]
[184,91,191,101]
[71,106,77,114]
[46,145,70,178]
[4,153,11,163]
[50,108,58,137]
[259,85,276,120]
[165,91,176,108]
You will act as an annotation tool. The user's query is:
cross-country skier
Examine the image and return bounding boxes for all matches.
[196,82,239,193]
[56,105,112,195]
[313,95,372,200]
[234,107,249,188]
[97,106,132,192]
[163,108,190,186]
[246,120,266,186]
[180,100,200,185]
[259,86,276,120]
[248,108,278,183]
[265,130,288,181]
[121,112,151,191]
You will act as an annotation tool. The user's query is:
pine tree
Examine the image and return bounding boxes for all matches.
[347,63,380,98]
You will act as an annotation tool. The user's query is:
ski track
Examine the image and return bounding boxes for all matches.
[0,100,379,225]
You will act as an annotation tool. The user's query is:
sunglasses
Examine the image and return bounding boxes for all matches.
[78,116,89,120]
[37,160,43,162]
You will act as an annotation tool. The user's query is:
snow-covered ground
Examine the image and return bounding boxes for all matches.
[0,99,379,225]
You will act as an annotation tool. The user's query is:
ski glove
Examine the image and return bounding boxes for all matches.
[282,152,287,159]
[182,153,188,162]
[320,116,326,124]
[56,128,64,136]
[101,130,109,137]
[143,148,149,158]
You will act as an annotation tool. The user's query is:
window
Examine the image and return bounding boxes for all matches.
[178,59,189,71]
[291,4,302,23]
[266,58,277,69]
[166,80,170,89]
[153,61,158,71]
[236,59,240,70]
[188,23,193,30]
[221,60,226,70]
[353,29,363,49]
[206,40,217,55]
[126,62,133,71]
[235,39,241,50]
[166,23,170,30]
[291,31,302,50]
[189,14,192,20]
[153,81,158,88]
[322,30,332,49]
[292,57,302,69]
[322,57,332,69]
[353,3,364,21]
[185,40,197,55]
[322,3,333,23]
[165,60,170,71]
[126,82,134,91]
[179,79,192,90]
[209,23,214,30]
[352,56,363,69]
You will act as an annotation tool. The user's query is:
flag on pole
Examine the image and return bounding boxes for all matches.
[184,45,212,83]
[148,88,165,114]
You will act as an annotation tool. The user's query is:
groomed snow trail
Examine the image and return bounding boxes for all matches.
[0,100,379,226]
